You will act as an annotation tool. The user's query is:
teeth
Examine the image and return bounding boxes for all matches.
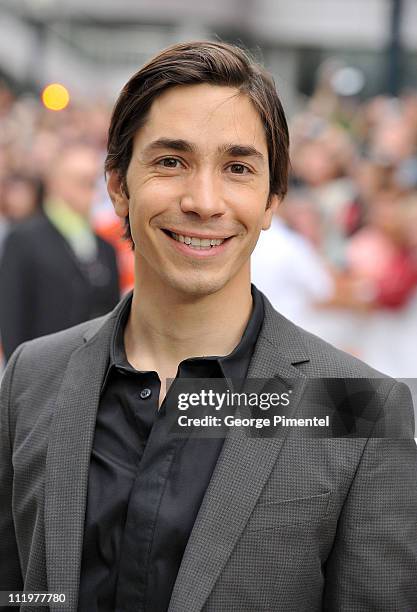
[169,231,226,248]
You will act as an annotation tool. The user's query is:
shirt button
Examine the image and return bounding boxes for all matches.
[140,388,152,399]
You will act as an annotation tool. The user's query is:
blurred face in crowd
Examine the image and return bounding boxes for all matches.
[2,178,38,221]
[108,83,278,298]
[368,190,404,242]
[29,131,60,178]
[355,162,382,205]
[47,146,100,218]
[293,141,339,186]
[372,119,416,164]
[283,193,323,247]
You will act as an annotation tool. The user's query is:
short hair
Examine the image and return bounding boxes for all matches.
[105,40,290,242]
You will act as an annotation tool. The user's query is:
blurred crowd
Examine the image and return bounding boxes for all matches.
[1,69,417,376]
[253,71,417,377]
[0,83,134,288]
[0,82,134,364]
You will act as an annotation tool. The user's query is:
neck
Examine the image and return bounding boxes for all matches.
[124,266,253,375]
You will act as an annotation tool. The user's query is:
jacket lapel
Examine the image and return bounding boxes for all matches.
[44,302,124,610]
[169,295,310,612]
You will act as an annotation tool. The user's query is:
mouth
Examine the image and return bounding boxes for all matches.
[161,229,233,251]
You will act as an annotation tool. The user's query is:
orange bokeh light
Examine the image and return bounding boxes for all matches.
[41,83,70,111]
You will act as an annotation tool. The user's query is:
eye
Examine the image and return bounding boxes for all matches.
[157,157,182,169]
[228,163,251,175]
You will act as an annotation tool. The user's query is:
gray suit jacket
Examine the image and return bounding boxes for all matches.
[1,291,417,611]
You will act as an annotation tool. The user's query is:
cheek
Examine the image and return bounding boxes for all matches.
[133,179,183,219]
[128,185,176,249]
[224,176,269,208]
[232,192,270,230]
[128,184,159,221]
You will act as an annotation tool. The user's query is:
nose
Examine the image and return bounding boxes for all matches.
[179,170,226,220]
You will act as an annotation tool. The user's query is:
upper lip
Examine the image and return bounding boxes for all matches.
[162,228,233,240]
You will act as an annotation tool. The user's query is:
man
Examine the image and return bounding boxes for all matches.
[0,41,416,612]
[0,144,120,360]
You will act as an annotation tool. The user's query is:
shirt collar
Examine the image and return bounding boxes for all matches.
[216,284,264,380]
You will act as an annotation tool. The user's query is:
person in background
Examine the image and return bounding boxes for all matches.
[251,189,334,332]
[290,122,358,268]
[0,173,43,227]
[0,143,120,361]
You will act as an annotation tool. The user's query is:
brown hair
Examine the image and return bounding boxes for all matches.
[105,40,290,242]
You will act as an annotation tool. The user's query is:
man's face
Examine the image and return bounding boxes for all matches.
[108,83,278,297]
[49,147,100,218]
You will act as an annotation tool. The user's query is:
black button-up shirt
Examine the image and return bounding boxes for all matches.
[78,285,264,612]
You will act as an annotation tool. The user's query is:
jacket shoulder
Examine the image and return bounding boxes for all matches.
[260,291,389,379]
[296,323,388,379]
[4,215,50,240]
[6,314,109,385]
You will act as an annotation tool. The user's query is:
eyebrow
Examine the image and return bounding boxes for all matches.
[142,138,265,163]
[218,143,265,162]
[143,138,195,155]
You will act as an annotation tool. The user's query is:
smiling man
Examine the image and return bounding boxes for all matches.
[1,41,417,612]
[107,82,279,396]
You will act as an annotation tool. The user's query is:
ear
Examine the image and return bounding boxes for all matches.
[107,170,130,219]
[261,193,280,230]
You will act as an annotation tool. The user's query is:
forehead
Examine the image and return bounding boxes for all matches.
[133,83,267,153]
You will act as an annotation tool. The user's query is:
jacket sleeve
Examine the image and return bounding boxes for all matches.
[0,230,34,361]
[323,381,417,610]
[0,345,25,595]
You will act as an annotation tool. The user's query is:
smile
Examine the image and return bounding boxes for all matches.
[163,229,230,250]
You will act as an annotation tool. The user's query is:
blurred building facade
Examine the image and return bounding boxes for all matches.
[1,0,417,110]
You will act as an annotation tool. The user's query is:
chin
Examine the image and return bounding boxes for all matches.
[166,273,228,299]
